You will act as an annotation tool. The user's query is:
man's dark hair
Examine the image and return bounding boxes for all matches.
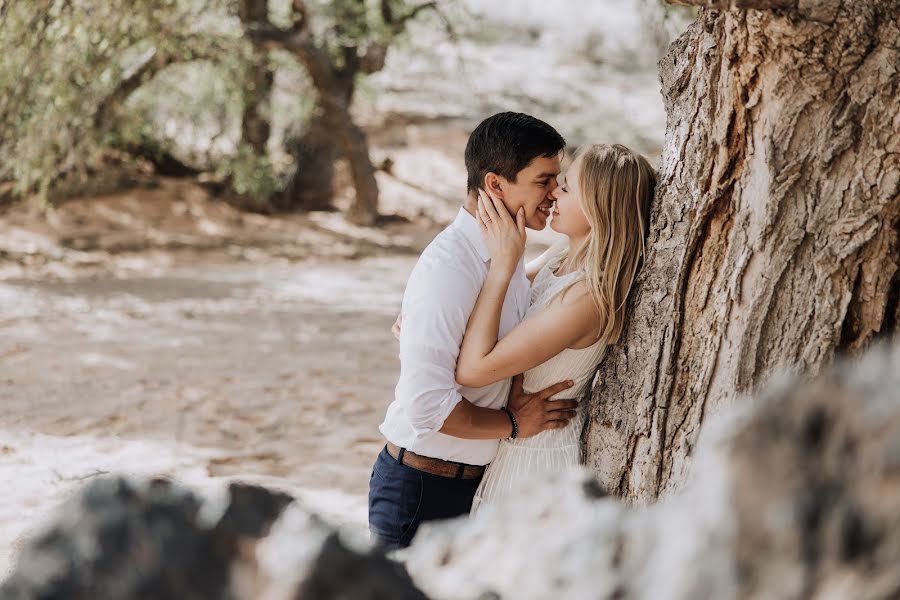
[465,112,566,194]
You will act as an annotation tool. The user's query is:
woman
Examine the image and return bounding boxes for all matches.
[455,143,656,513]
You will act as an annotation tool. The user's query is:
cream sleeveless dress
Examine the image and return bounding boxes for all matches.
[470,262,607,514]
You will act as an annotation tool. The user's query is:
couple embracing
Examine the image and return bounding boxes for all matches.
[369,112,656,550]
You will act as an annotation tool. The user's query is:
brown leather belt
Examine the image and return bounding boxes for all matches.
[386,442,486,480]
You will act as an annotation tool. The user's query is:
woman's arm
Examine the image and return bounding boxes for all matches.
[456,276,599,388]
[455,191,600,389]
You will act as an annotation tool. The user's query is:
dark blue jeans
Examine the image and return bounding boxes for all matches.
[368,445,482,550]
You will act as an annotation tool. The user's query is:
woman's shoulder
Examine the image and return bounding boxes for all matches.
[529,271,593,322]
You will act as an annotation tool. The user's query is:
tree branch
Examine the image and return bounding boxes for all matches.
[242,0,310,48]
[237,0,268,24]
[93,47,167,130]
[240,0,339,92]
[382,0,455,38]
[93,37,224,130]
[380,0,395,26]
[290,0,309,33]
[242,22,299,48]
[395,0,437,29]
[360,43,388,74]
[360,0,457,74]
[243,24,319,61]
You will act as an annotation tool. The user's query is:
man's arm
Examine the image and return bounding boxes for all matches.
[395,263,577,442]
[440,375,577,439]
[439,398,516,439]
[394,264,478,440]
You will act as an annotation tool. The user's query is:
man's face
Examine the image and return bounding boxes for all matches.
[496,154,561,230]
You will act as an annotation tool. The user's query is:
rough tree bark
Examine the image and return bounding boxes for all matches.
[584,0,900,502]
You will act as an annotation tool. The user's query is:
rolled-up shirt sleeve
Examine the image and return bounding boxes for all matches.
[395,264,477,440]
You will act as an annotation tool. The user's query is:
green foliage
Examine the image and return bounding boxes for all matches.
[0,0,451,210]
[1,1,162,196]
[217,143,279,205]
[112,60,242,168]
[0,0,246,199]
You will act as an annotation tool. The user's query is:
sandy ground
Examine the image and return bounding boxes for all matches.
[0,0,678,574]
[0,251,413,569]
[0,154,563,576]
[0,153,454,573]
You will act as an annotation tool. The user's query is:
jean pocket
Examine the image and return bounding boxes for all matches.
[369,460,423,545]
[398,473,424,545]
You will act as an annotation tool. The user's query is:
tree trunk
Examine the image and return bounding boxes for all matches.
[242,1,390,224]
[331,104,380,226]
[238,0,272,155]
[241,50,273,155]
[280,101,337,211]
[293,55,380,225]
[279,67,380,221]
[584,0,900,503]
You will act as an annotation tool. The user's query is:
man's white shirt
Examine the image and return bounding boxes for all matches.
[379,207,530,465]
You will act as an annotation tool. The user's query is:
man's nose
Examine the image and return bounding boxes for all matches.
[548,183,560,199]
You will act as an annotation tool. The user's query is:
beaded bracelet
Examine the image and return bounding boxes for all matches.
[500,406,518,439]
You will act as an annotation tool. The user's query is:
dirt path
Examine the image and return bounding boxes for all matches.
[0,0,678,575]
[0,173,566,567]
[0,254,420,571]
[0,164,464,570]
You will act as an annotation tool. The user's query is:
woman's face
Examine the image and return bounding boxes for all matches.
[549,156,591,239]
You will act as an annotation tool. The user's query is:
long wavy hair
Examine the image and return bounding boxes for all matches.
[553,143,656,346]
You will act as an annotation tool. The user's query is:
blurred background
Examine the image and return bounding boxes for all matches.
[0,0,693,573]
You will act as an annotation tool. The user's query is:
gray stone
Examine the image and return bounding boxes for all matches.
[403,340,900,600]
[0,478,291,600]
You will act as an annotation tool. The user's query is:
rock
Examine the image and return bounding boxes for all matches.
[402,340,900,600]
[296,533,427,600]
[4,341,899,600]
[727,344,900,598]
[253,503,428,600]
[0,477,427,600]
[0,478,292,600]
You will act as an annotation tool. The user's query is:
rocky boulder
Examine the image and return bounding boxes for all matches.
[403,341,900,599]
[3,341,899,600]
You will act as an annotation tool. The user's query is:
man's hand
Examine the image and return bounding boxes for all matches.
[391,313,402,340]
[506,374,577,438]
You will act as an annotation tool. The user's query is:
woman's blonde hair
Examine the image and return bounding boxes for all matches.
[553,143,656,346]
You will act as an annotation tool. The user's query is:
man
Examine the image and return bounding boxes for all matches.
[369,112,577,550]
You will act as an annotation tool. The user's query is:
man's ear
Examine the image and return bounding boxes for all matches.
[483,173,505,198]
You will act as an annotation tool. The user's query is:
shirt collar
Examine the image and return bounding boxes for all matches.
[453,207,491,262]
